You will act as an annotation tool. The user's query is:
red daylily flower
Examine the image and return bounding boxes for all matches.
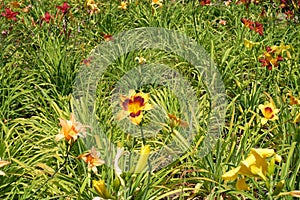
[56,2,70,14]
[200,0,210,6]
[252,22,263,36]
[241,18,254,29]
[1,8,19,21]
[41,12,52,23]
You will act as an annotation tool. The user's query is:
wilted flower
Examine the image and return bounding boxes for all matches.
[1,8,19,21]
[258,101,279,125]
[0,158,10,176]
[243,38,259,49]
[222,148,282,190]
[55,113,86,144]
[167,113,188,128]
[117,90,153,125]
[78,147,105,174]
[103,33,113,41]
[118,2,128,10]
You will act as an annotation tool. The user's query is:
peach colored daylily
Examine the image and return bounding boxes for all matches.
[78,147,105,174]
[258,102,280,125]
[55,113,86,144]
[0,158,10,176]
[117,90,153,125]
[222,148,282,190]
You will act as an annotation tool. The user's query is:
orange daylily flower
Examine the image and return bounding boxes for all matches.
[258,101,279,125]
[78,147,105,174]
[117,90,153,125]
[55,113,86,144]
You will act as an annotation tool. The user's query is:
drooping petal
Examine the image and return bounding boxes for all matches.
[236,178,250,191]
[222,166,241,181]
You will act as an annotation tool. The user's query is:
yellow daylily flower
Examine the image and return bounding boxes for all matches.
[271,43,292,59]
[117,90,153,125]
[244,38,260,49]
[222,148,281,190]
[86,0,99,14]
[258,102,280,125]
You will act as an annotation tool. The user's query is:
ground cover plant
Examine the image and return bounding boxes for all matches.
[0,0,300,199]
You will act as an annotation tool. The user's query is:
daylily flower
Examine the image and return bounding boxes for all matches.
[219,19,227,25]
[134,145,150,173]
[56,2,70,14]
[134,56,146,64]
[10,1,21,8]
[118,2,128,10]
[103,33,113,41]
[243,38,259,49]
[117,90,153,125]
[93,180,113,199]
[241,18,264,35]
[78,147,105,174]
[270,43,292,59]
[236,178,250,191]
[41,12,52,24]
[258,101,280,125]
[224,0,231,6]
[55,113,86,144]
[167,113,188,128]
[86,0,99,14]
[222,148,282,190]
[152,0,163,7]
[200,0,211,6]
[0,158,10,176]
[259,46,284,70]
[287,92,300,105]
[1,8,19,21]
